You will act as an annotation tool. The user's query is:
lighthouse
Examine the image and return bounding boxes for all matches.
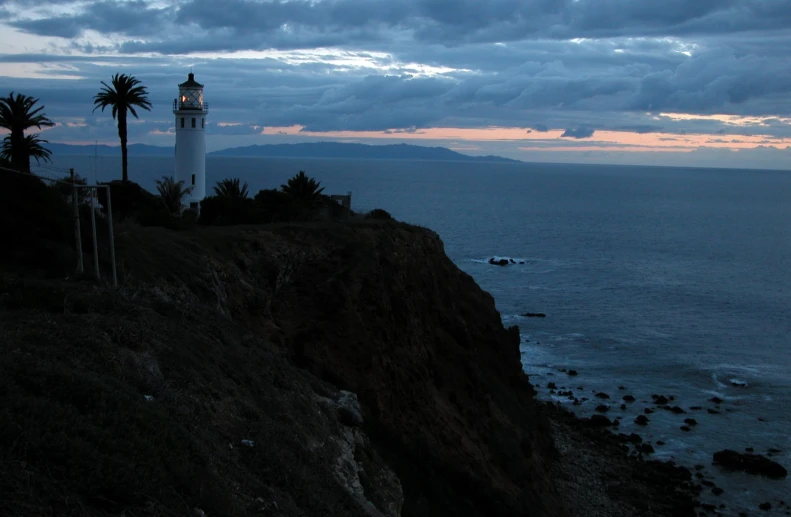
[173,72,208,210]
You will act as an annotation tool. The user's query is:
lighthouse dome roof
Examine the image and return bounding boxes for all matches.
[179,72,203,88]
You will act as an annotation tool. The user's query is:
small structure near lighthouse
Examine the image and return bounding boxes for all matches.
[173,72,208,211]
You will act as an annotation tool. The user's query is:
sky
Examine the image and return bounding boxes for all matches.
[1,0,790,169]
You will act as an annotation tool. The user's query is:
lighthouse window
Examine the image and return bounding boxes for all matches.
[201,118,205,128]
[191,174,195,186]
[180,117,185,128]
[192,117,196,128]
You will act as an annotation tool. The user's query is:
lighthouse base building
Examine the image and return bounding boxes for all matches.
[173,72,208,211]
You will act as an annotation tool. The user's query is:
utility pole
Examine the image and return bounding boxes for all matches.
[105,186,117,287]
[71,168,84,274]
[89,187,100,280]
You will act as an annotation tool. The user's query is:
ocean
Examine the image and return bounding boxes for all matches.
[52,155,791,515]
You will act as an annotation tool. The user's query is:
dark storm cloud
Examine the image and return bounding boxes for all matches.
[3,0,791,163]
[561,126,595,138]
[9,0,791,47]
[11,1,168,38]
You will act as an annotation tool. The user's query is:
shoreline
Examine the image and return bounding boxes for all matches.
[541,402,700,517]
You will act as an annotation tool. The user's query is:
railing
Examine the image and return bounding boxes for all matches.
[173,99,209,112]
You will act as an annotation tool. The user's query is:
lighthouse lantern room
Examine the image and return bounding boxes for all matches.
[173,72,208,210]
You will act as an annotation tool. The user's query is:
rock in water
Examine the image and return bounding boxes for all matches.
[712,449,788,479]
[522,312,546,318]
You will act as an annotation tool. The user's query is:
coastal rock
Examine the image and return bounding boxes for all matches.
[488,258,509,266]
[707,409,720,415]
[638,443,655,454]
[635,415,649,426]
[710,397,724,404]
[595,392,610,399]
[644,408,654,414]
[684,418,698,426]
[336,390,364,427]
[522,312,546,318]
[712,450,788,479]
[668,406,686,414]
[588,415,614,427]
[622,395,635,402]
[595,404,610,413]
[567,370,578,376]
[652,395,669,405]
[760,502,772,511]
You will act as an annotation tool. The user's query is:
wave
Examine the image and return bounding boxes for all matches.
[470,256,527,265]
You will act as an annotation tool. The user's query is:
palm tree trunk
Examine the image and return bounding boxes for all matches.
[10,129,27,173]
[118,110,128,182]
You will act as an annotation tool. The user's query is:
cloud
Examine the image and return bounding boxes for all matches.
[2,0,791,168]
[561,126,596,138]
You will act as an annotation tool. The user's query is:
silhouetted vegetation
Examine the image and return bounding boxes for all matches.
[214,177,249,199]
[366,208,393,220]
[93,74,152,182]
[0,92,54,173]
[155,176,192,215]
[199,171,352,225]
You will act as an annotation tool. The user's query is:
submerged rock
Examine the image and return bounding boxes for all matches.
[522,312,546,318]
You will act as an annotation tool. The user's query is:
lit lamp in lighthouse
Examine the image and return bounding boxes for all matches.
[173,72,208,212]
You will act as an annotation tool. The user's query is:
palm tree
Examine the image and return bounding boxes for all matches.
[280,171,325,204]
[155,176,192,215]
[93,74,152,182]
[0,92,54,172]
[1,134,52,172]
[214,177,249,199]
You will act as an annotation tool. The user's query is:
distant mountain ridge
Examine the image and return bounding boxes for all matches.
[46,143,173,157]
[208,142,521,163]
[48,141,521,163]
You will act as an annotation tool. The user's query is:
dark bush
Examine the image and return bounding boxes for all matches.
[0,168,73,273]
[366,208,393,220]
[254,189,302,222]
[96,180,163,223]
[198,195,258,225]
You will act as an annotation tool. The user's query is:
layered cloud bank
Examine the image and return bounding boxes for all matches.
[1,0,790,168]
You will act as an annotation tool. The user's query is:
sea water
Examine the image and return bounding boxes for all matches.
[53,155,791,515]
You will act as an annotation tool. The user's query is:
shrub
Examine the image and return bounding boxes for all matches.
[96,180,161,222]
[366,208,393,220]
[253,189,302,223]
[199,195,257,225]
[0,168,73,273]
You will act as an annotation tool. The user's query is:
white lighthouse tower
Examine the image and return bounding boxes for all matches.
[173,72,208,210]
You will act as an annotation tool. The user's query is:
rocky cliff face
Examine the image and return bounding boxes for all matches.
[0,221,566,517]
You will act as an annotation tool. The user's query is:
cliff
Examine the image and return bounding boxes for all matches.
[0,220,698,516]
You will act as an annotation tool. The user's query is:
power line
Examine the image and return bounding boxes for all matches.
[2,164,73,185]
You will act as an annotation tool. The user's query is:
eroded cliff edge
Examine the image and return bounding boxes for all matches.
[0,221,697,517]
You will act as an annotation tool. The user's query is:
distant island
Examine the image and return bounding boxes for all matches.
[48,141,521,163]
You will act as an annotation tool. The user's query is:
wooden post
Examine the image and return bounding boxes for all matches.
[71,168,84,274]
[105,186,117,287]
[89,187,100,280]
